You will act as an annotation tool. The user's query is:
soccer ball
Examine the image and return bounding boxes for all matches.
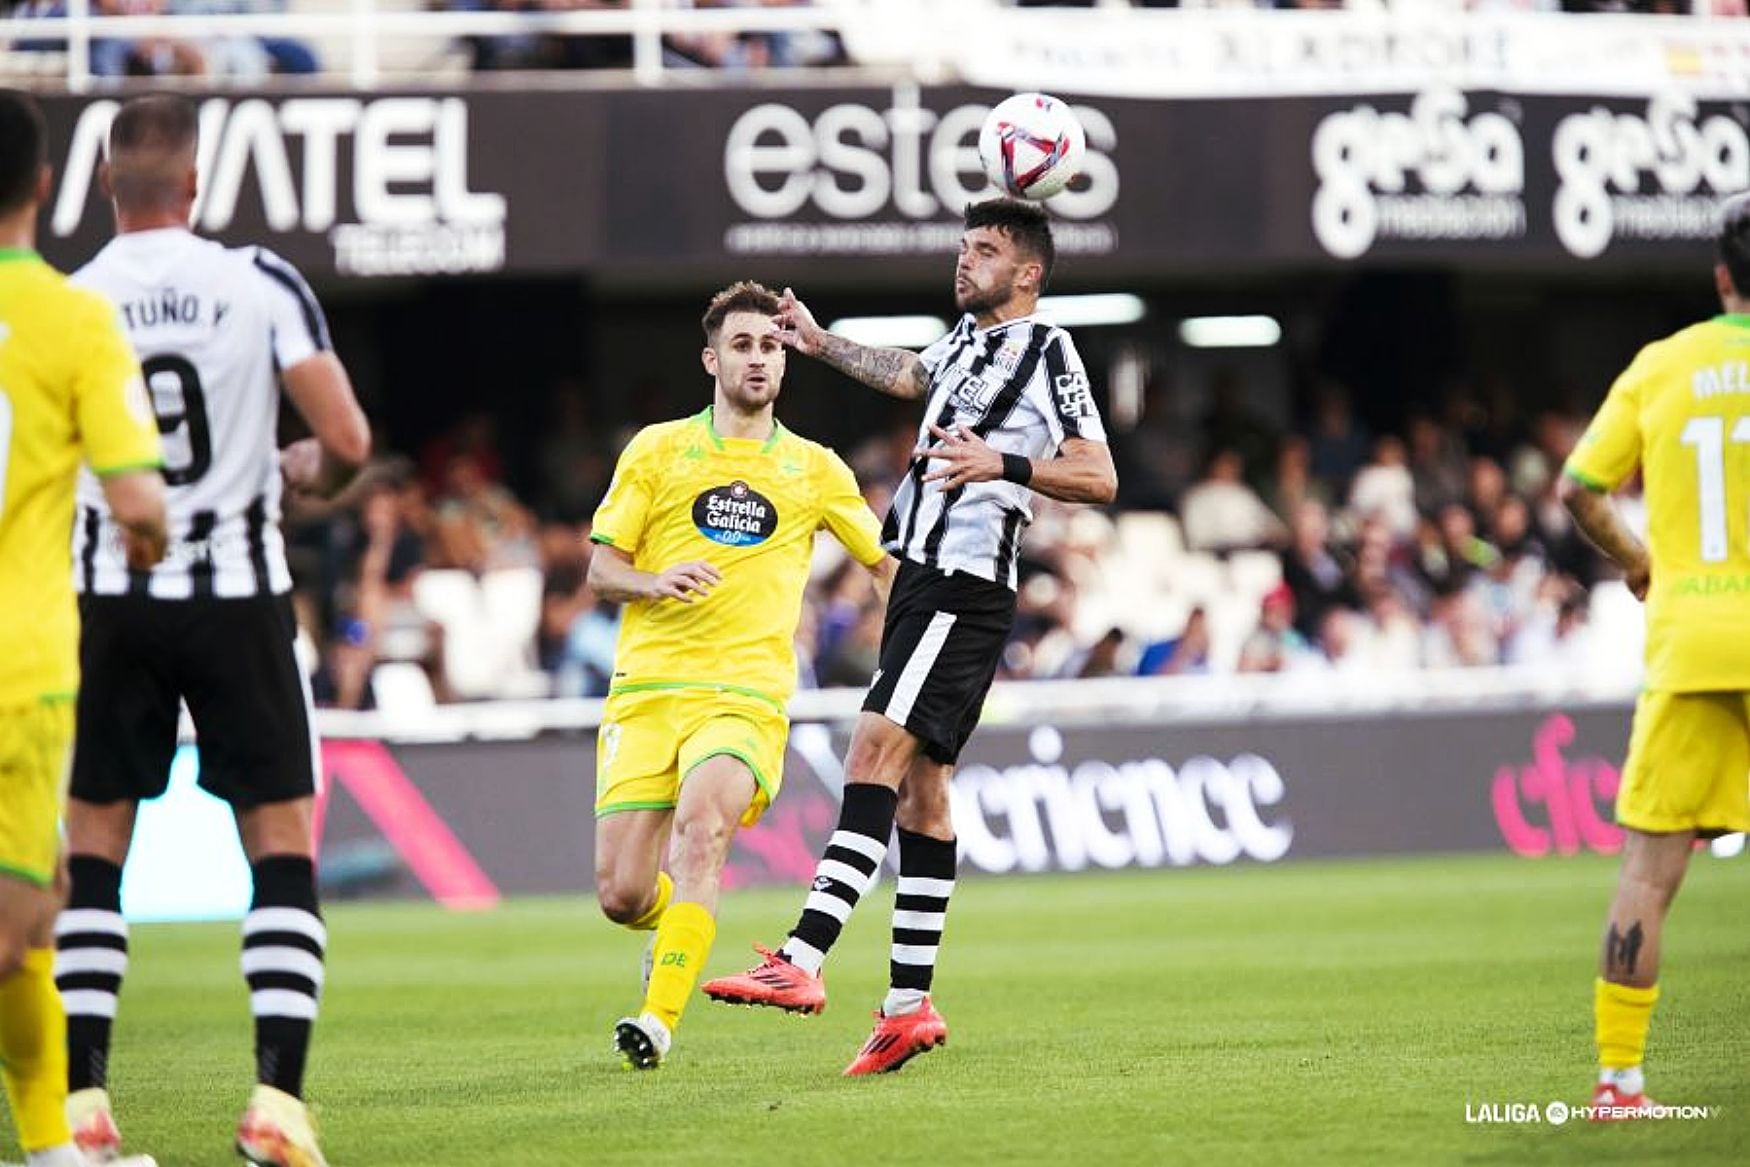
[978,92,1087,202]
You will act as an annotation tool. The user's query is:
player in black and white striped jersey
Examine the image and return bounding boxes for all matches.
[52,95,368,1167]
[702,199,1115,1074]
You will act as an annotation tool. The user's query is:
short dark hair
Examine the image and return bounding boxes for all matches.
[1719,190,1750,296]
[702,280,781,344]
[107,93,198,210]
[964,197,1056,288]
[0,89,48,217]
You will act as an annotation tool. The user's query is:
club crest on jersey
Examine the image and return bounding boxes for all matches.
[693,480,779,546]
[993,336,1028,374]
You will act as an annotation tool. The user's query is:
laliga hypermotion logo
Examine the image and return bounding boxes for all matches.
[1311,88,1526,260]
[1552,94,1750,259]
[53,97,507,277]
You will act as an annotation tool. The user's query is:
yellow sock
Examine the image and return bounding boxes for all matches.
[642,901,716,1031]
[626,871,674,932]
[1595,977,1659,1069]
[0,948,71,1152]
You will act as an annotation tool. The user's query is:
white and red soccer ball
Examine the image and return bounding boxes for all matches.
[978,92,1087,202]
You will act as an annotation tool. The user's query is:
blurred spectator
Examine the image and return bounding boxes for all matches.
[421,412,505,495]
[1347,434,1418,540]
[1418,502,1499,597]
[17,0,205,76]
[1180,449,1287,553]
[1305,380,1370,492]
[1313,607,1371,674]
[1067,627,1133,679]
[1423,589,1499,668]
[1137,606,1211,676]
[173,0,318,77]
[431,453,539,573]
[1263,433,1331,526]
[1279,499,1356,640]
[1237,584,1314,673]
[1408,412,1468,519]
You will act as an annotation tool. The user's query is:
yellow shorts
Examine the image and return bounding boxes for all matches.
[0,700,74,889]
[595,687,787,828]
[1618,689,1750,836]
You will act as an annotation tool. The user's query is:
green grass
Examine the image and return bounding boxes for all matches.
[15,852,1749,1165]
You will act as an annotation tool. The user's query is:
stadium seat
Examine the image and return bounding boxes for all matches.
[370,661,438,713]
[412,569,499,699]
[1172,551,1224,606]
[1226,549,1283,604]
[481,566,551,699]
[1115,511,1184,585]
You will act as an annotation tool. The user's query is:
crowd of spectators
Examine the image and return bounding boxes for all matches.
[6,0,319,79]
[286,370,1633,710]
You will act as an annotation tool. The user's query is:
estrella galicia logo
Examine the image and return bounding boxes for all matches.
[693,480,779,547]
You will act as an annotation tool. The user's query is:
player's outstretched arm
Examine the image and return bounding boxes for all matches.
[1558,471,1650,600]
[772,286,928,400]
[99,467,169,570]
[589,544,722,605]
[282,352,372,498]
[922,427,1117,505]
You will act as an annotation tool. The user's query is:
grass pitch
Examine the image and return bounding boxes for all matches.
[17,852,1747,1165]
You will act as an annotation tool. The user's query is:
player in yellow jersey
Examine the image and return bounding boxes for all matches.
[0,90,166,1167]
[588,281,893,1068]
[1560,191,1750,1119]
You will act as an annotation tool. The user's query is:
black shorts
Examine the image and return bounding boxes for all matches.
[73,593,316,808]
[863,558,1017,764]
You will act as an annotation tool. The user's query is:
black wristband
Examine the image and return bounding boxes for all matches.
[1000,453,1033,486]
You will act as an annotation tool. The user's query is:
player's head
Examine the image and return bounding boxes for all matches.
[956,197,1054,319]
[0,89,51,225]
[702,280,786,414]
[103,93,199,222]
[1716,190,1750,307]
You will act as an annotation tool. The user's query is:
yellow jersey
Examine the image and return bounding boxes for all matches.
[0,249,161,706]
[591,407,886,708]
[1566,313,1750,692]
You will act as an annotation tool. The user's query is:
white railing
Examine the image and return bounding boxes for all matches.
[312,663,1640,745]
[4,4,1750,98]
[0,0,931,91]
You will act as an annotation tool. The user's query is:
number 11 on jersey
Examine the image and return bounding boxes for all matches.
[1681,415,1750,563]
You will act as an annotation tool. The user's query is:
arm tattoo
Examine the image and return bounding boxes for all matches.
[1604,921,1645,979]
[813,333,927,400]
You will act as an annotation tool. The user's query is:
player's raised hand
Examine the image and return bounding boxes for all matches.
[772,287,823,356]
[650,560,722,603]
[921,423,1002,490]
[1626,557,1651,602]
[122,526,168,571]
[279,437,323,493]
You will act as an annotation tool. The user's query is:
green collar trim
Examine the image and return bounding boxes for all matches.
[0,247,39,263]
[1716,313,1750,330]
[697,405,782,451]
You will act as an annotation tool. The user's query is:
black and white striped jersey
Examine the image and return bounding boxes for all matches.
[882,313,1108,589]
[72,229,331,599]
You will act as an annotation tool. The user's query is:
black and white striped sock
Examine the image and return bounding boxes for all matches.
[780,783,898,976]
[243,856,326,1099]
[884,828,957,1017]
[55,856,128,1091]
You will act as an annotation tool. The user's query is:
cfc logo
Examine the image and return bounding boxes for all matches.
[1311,88,1525,260]
[1552,94,1750,259]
